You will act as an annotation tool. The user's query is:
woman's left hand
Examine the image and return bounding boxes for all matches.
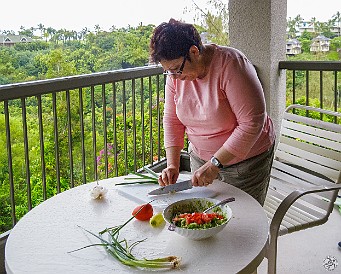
[192,161,220,187]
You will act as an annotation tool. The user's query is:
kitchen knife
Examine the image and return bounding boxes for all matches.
[148,179,192,195]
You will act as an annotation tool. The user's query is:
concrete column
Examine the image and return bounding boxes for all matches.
[228,0,287,137]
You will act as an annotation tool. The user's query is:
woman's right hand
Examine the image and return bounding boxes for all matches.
[158,165,179,186]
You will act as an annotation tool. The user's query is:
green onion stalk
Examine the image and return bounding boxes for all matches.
[68,202,181,269]
[115,166,160,186]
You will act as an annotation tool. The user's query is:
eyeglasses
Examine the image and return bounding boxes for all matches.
[163,55,187,76]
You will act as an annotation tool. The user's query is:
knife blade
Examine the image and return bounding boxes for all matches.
[148,179,192,195]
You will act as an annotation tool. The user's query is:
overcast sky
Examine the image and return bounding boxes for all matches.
[1,0,340,33]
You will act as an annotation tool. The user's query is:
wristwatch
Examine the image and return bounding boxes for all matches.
[210,156,223,168]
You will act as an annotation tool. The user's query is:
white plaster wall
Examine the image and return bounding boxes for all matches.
[228,0,287,138]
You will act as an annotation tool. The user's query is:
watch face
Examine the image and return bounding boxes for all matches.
[212,158,219,166]
[211,157,220,167]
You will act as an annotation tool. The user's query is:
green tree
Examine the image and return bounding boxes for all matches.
[321,20,335,38]
[46,27,56,41]
[299,30,314,40]
[299,39,312,53]
[69,48,97,73]
[18,26,34,37]
[37,23,45,39]
[14,40,50,51]
[330,36,341,51]
[45,49,77,78]
[79,27,89,40]
[287,17,297,38]
[94,24,102,34]
[309,17,318,36]
[294,14,304,33]
[332,11,341,37]
[189,0,229,45]
[0,47,17,84]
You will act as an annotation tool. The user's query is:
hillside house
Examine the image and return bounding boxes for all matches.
[310,35,331,52]
[330,24,341,37]
[298,21,315,34]
[0,35,33,46]
[297,21,340,38]
[286,39,301,55]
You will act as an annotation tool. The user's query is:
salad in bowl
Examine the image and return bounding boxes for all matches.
[163,198,233,240]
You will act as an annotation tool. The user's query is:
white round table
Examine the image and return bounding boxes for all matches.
[5,176,269,274]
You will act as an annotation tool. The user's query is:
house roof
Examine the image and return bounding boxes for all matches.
[286,39,301,45]
[299,22,314,28]
[312,35,331,42]
[0,35,33,43]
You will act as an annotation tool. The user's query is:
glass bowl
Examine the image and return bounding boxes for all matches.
[163,198,232,240]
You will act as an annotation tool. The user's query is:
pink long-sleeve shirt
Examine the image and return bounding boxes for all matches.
[163,45,275,165]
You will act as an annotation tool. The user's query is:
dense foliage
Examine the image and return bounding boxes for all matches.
[0,24,155,85]
[285,51,341,112]
[287,12,341,39]
[0,24,167,233]
[0,79,166,233]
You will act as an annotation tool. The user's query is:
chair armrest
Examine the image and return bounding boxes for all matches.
[269,183,341,239]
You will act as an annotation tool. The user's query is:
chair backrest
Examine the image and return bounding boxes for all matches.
[265,104,341,236]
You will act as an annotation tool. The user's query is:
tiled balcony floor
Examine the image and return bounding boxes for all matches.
[258,206,341,274]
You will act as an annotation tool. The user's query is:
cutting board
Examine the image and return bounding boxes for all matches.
[116,173,218,209]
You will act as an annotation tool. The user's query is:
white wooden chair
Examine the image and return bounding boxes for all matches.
[264,104,341,273]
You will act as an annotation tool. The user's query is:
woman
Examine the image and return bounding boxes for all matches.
[149,19,275,205]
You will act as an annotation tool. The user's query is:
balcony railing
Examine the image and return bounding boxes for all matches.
[0,61,340,237]
[279,61,341,121]
[0,65,165,235]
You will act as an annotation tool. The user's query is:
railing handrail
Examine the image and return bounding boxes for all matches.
[279,60,341,71]
[0,65,164,101]
[1,61,339,101]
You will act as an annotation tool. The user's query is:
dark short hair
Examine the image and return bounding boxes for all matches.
[149,18,203,63]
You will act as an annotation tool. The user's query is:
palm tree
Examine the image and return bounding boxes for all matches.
[287,17,297,38]
[64,30,72,41]
[54,29,65,44]
[79,27,89,40]
[19,26,34,37]
[37,23,45,39]
[71,30,78,40]
[110,25,117,32]
[30,27,35,34]
[310,17,317,35]
[332,11,341,37]
[3,30,15,35]
[315,21,324,35]
[294,14,303,33]
[46,27,56,41]
[94,24,101,34]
